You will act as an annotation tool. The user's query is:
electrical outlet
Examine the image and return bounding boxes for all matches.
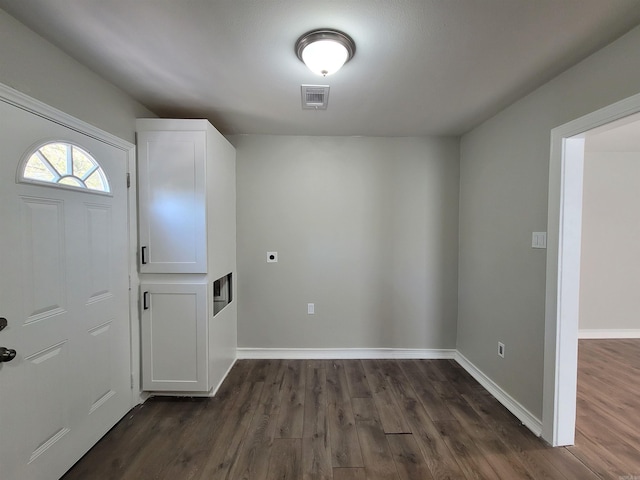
[498,342,505,358]
[307,303,315,315]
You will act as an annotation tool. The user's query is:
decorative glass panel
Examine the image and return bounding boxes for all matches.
[22,142,110,193]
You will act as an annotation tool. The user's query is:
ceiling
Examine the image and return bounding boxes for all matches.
[2,1,640,136]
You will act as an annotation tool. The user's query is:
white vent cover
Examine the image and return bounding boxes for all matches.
[301,85,330,110]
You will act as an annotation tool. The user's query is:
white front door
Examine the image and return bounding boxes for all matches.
[0,100,132,480]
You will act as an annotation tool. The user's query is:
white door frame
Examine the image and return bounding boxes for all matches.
[542,91,640,446]
[0,83,141,407]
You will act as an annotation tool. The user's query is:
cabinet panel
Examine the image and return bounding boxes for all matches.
[140,283,207,391]
[138,130,207,273]
[207,129,237,280]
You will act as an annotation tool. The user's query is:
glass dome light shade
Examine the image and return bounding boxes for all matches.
[301,40,349,76]
[295,29,356,76]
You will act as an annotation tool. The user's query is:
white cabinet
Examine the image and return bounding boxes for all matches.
[141,283,208,391]
[138,130,207,273]
[137,119,237,395]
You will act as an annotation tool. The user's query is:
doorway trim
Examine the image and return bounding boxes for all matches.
[543,91,640,446]
[0,83,141,406]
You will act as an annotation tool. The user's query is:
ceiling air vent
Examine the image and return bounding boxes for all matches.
[301,85,330,110]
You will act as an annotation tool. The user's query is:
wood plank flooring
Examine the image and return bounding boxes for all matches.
[62,342,640,479]
[569,339,640,480]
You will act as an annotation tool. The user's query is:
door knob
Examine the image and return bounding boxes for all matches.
[0,347,16,363]
[0,318,7,332]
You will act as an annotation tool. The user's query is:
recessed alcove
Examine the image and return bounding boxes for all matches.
[213,273,232,316]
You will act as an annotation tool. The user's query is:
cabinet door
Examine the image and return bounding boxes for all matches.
[138,130,207,273]
[140,283,208,391]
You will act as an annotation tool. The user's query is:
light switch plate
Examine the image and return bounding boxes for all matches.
[267,251,278,263]
[532,232,547,249]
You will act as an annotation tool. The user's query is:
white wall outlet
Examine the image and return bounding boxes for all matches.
[532,232,547,249]
[498,341,505,358]
[307,303,315,315]
[267,251,278,263]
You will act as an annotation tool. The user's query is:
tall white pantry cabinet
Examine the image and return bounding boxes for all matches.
[136,118,237,394]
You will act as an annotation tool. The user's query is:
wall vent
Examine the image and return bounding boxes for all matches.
[301,85,330,110]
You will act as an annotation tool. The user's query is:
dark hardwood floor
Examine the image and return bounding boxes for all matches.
[62,341,640,479]
[569,339,640,479]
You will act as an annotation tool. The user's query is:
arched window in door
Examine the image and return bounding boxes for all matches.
[20,142,111,194]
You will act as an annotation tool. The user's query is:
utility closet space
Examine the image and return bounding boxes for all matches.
[137,119,237,395]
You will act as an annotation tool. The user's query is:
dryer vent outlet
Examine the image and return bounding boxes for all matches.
[301,85,330,110]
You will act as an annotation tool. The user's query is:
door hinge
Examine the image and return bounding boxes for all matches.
[131,373,135,389]
[126,172,131,188]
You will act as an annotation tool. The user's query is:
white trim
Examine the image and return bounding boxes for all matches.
[127,147,141,406]
[237,348,456,360]
[543,135,585,447]
[210,358,238,395]
[578,329,640,339]
[0,84,133,150]
[455,352,543,437]
[544,91,640,446]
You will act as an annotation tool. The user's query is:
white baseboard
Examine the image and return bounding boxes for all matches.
[578,329,640,339]
[454,351,543,437]
[237,348,456,360]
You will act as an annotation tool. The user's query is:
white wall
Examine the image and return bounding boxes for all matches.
[0,9,154,142]
[579,150,640,333]
[458,24,640,419]
[231,135,459,350]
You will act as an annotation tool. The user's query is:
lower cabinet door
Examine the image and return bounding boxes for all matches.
[141,283,208,391]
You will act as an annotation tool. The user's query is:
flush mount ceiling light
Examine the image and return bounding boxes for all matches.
[295,29,356,76]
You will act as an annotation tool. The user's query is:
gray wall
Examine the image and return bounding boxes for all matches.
[0,9,154,143]
[232,135,459,350]
[458,25,640,419]
[579,150,640,332]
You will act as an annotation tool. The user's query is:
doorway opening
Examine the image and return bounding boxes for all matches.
[543,92,640,446]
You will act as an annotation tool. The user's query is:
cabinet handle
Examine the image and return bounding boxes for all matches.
[141,246,147,264]
[143,291,150,310]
